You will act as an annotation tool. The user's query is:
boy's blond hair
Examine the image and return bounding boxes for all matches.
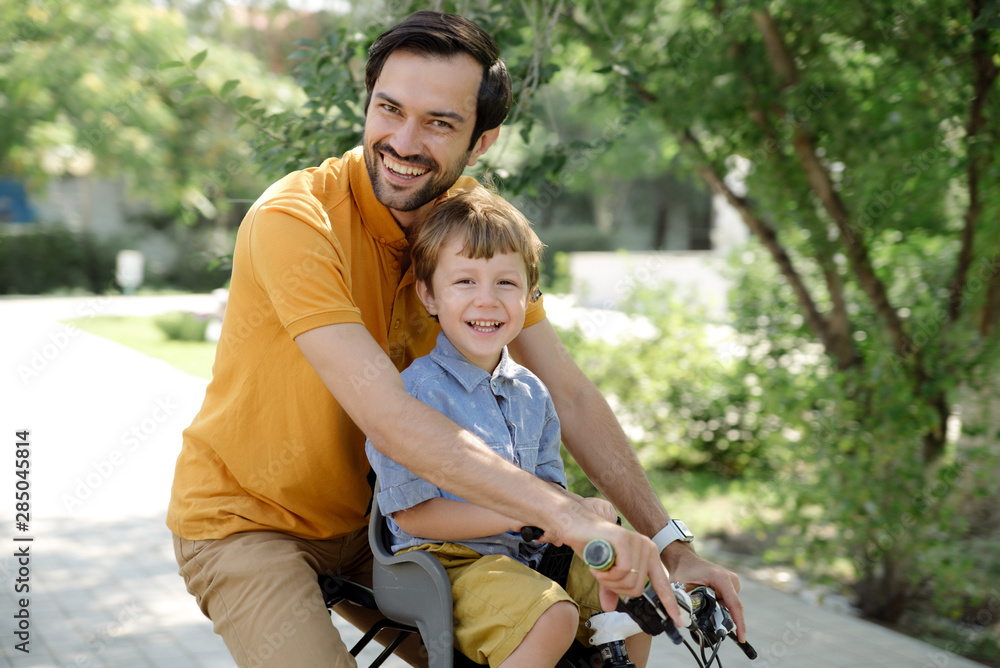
[411,188,544,297]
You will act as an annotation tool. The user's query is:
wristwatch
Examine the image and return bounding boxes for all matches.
[652,519,694,553]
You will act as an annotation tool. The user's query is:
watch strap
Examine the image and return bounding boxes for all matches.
[652,519,694,553]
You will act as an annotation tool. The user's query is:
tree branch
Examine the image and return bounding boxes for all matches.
[751,8,910,358]
[678,129,846,363]
[572,7,855,368]
[731,36,858,369]
[955,0,1000,331]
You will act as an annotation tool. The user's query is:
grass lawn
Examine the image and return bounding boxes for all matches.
[65,315,217,379]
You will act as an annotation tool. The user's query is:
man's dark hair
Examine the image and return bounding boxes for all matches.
[365,10,513,151]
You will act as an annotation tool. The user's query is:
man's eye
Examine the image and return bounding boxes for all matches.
[432,120,453,129]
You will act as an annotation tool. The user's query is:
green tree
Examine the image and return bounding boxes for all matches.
[0,0,301,218]
[543,0,1000,622]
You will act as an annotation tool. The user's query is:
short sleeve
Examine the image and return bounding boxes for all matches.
[523,292,547,329]
[365,440,442,515]
[246,198,364,338]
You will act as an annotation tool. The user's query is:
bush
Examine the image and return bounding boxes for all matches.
[557,282,775,482]
[0,226,117,294]
[728,241,1000,628]
[154,311,210,341]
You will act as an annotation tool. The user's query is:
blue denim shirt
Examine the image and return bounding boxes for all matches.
[365,331,565,564]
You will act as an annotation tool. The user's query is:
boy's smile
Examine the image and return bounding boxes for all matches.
[416,236,529,372]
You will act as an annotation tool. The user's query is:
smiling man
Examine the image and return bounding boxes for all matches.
[167,10,744,668]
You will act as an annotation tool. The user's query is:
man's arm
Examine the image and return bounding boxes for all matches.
[297,324,536,517]
[297,323,666,588]
[509,316,746,640]
[297,322,686,626]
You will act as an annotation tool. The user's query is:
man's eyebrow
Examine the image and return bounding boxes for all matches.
[373,92,467,124]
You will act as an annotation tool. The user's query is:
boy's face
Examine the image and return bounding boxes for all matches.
[416,235,530,373]
[363,50,500,229]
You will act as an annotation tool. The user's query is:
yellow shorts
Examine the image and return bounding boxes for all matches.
[407,542,603,667]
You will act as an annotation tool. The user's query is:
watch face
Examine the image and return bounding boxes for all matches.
[673,519,694,540]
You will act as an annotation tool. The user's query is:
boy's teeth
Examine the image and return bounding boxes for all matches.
[469,320,501,331]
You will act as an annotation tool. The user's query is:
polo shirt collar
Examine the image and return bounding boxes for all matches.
[429,331,515,392]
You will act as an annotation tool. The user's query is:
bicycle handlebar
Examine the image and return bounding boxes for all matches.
[582,538,757,662]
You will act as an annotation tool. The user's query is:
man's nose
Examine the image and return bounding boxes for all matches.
[389,118,422,158]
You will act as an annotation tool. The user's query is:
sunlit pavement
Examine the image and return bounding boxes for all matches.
[1,294,988,667]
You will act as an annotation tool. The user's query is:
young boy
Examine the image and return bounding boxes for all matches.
[366,188,651,668]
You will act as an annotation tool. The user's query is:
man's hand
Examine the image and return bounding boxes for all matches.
[578,496,617,524]
[663,543,746,642]
[545,508,686,630]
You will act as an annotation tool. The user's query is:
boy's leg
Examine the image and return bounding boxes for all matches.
[497,601,578,668]
[417,543,579,667]
[173,530,357,667]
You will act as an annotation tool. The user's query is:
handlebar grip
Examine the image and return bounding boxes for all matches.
[583,538,616,571]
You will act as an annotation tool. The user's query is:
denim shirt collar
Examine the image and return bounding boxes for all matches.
[428,331,516,393]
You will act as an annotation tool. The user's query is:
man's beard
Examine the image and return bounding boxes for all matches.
[364,139,471,213]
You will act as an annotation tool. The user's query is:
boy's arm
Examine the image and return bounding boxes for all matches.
[393,497,521,541]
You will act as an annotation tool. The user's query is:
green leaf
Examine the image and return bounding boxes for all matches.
[190,49,208,70]
[220,79,240,99]
[182,88,212,105]
[157,60,185,70]
[171,75,198,87]
[234,95,257,112]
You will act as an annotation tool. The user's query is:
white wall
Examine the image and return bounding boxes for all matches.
[567,251,731,320]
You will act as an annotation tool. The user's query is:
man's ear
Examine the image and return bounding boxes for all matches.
[415,279,437,315]
[466,126,501,167]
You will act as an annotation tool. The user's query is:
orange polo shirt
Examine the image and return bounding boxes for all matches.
[166,147,546,540]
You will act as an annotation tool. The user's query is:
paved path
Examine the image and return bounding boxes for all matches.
[0,294,988,668]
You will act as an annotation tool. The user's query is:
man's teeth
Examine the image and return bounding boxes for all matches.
[469,320,502,331]
[383,155,428,177]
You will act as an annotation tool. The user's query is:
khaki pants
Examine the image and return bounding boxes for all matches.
[173,528,426,668]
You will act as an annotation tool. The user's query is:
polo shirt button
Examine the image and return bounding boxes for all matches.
[392,261,400,270]
[378,237,386,245]
[393,319,400,330]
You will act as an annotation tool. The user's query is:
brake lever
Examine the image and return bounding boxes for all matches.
[688,586,757,660]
